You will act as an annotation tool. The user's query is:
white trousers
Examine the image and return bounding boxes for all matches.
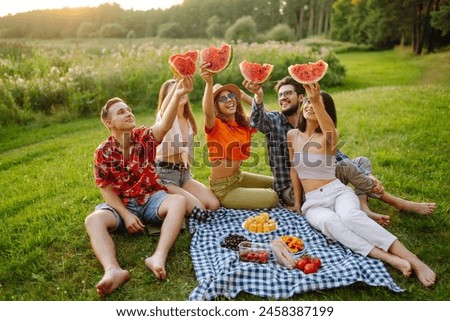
[302,179,397,256]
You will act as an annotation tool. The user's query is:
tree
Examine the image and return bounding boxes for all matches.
[364,0,415,49]
[350,0,370,44]
[412,0,445,54]
[251,0,282,33]
[331,0,449,53]
[331,0,353,42]
[323,0,334,35]
[430,1,450,35]
[280,0,307,40]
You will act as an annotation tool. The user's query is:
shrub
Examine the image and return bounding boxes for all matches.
[265,24,295,42]
[157,23,183,39]
[127,30,137,39]
[0,39,347,125]
[77,22,97,38]
[225,16,257,43]
[206,16,225,39]
[0,80,29,125]
[99,23,128,38]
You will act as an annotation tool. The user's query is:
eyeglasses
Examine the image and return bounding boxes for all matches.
[218,92,237,103]
[278,90,294,99]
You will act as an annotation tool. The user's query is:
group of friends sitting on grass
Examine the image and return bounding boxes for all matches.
[84,63,437,297]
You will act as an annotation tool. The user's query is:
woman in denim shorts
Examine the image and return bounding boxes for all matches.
[155,79,220,213]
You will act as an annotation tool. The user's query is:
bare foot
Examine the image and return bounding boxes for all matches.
[389,257,412,277]
[411,259,436,287]
[364,210,390,227]
[145,255,167,280]
[398,201,436,215]
[96,268,130,297]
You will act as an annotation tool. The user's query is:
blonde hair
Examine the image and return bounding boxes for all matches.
[157,79,197,135]
[100,97,124,128]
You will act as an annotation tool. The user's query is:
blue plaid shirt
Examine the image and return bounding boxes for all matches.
[336,150,348,162]
[250,101,294,193]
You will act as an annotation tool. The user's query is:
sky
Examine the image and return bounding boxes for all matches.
[0,0,184,17]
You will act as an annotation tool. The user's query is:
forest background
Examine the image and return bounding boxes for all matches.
[0,0,449,125]
[1,0,448,52]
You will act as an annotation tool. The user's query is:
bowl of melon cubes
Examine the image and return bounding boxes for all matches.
[242,212,277,234]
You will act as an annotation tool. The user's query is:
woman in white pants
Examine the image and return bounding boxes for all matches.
[287,82,436,287]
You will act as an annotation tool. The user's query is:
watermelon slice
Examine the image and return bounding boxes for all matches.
[170,56,196,77]
[288,60,329,84]
[168,50,199,65]
[200,43,233,73]
[239,60,274,84]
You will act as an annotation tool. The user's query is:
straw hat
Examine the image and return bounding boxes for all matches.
[212,83,241,101]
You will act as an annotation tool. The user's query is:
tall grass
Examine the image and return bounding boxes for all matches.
[0,41,449,301]
[0,38,347,126]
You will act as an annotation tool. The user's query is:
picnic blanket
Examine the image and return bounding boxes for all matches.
[188,206,403,301]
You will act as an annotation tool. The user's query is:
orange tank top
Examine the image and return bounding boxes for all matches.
[205,117,256,161]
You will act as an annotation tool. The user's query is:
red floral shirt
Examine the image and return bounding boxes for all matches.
[94,126,167,205]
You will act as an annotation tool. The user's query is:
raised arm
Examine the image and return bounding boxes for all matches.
[158,79,177,116]
[152,76,193,142]
[287,129,303,213]
[200,63,216,130]
[242,79,264,105]
[243,80,272,133]
[239,88,253,106]
[304,82,338,150]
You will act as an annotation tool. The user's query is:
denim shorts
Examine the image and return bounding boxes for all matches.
[156,164,192,187]
[94,190,169,232]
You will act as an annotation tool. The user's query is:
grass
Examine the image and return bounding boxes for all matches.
[331,46,450,92]
[0,44,449,301]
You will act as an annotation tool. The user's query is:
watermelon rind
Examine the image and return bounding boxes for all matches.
[169,50,199,65]
[239,60,274,84]
[200,43,233,73]
[288,60,328,84]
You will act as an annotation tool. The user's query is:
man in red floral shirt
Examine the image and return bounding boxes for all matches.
[85,76,193,297]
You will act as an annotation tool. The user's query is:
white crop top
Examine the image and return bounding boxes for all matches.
[156,113,194,167]
[292,132,336,180]
[292,152,336,179]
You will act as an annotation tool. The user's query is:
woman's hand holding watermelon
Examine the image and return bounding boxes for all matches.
[175,75,194,97]
[303,82,321,103]
[199,62,216,86]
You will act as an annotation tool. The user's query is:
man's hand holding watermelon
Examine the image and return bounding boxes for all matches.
[242,80,264,105]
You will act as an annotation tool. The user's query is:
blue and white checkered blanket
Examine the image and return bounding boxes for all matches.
[188,207,403,300]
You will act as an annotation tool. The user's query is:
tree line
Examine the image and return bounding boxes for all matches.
[0,0,448,54]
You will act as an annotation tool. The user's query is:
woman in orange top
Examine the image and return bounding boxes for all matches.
[200,63,279,209]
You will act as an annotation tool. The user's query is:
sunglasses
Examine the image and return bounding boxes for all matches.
[218,92,237,103]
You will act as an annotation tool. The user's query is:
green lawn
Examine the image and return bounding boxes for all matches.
[0,46,449,301]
